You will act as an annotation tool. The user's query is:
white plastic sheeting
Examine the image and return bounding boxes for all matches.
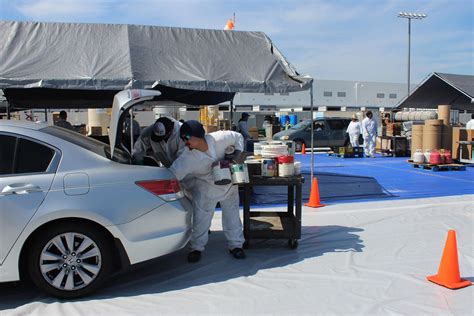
[1,195,473,314]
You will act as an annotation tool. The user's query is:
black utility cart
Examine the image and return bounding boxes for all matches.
[240,175,304,249]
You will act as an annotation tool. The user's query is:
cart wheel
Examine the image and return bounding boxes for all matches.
[243,240,249,249]
[288,239,298,249]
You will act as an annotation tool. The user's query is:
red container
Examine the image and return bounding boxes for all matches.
[429,150,442,165]
[277,155,294,163]
[444,150,453,164]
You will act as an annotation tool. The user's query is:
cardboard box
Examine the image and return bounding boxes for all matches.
[453,127,474,160]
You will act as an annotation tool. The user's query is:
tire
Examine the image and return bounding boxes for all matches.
[288,239,298,249]
[27,222,113,299]
[294,139,305,152]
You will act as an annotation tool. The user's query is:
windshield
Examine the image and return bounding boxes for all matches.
[290,121,310,130]
[41,126,129,163]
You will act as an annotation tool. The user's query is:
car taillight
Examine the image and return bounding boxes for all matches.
[136,179,184,201]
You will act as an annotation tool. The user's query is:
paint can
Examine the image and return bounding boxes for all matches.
[277,155,294,177]
[261,158,277,177]
[212,160,232,185]
[245,159,262,176]
[230,163,249,184]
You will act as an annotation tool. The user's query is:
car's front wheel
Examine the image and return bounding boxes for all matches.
[27,222,113,299]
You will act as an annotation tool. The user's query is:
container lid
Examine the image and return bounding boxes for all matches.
[277,155,294,163]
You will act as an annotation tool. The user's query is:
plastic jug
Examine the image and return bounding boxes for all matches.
[424,150,431,164]
[429,150,442,165]
[444,149,453,164]
[413,149,425,164]
[439,149,446,164]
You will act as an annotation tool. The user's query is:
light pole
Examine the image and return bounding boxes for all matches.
[354,82,364,108]
[398,12,427,97]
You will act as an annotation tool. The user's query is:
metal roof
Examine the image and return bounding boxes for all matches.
[396,72,474,111]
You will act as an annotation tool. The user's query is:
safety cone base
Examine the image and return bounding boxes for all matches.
[427,275,472,290]
[304,202,325,208]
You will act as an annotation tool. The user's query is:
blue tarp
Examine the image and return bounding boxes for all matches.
[247,153,474,205]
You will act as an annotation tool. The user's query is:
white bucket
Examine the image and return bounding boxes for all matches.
[212,161,232,185]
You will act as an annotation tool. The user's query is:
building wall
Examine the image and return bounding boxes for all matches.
[233,79,417,109]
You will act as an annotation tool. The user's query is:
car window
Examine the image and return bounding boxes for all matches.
[326,120,347,130]
[0,134,16,174]
[41,126,129,163]
[15,138,55,174]
[313,122,325,131]
[290,121,310,130]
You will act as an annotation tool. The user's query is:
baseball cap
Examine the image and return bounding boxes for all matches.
[153,121,166,137]
[180,120,205,140]
[242,112,250,117]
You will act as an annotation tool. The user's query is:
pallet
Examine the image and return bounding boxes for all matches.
[407,160,466,171]
[328,151,364,158]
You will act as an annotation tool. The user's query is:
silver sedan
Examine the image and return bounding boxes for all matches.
[0,119,192,299]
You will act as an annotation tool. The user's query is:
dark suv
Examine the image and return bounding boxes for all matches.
[273,117,353,151]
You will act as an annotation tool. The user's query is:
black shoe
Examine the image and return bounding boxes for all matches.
[187,250,201,263]
[229,247,246,259]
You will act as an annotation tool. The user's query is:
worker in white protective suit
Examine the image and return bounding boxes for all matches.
[362,110,377,158]
[169,120,246,263]
[132,117,185,167]
[346,114,361,148]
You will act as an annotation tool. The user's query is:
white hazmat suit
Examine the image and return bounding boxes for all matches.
[169,131,245,251]
[362,116,377,157]
[132,118,185,167]
[346,120,361,147]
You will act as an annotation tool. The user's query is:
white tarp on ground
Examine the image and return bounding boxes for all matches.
[1,195,473,315]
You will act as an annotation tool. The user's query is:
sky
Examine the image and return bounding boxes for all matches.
[0,0,472,84]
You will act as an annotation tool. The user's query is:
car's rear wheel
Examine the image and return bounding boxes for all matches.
[27,222,113,299]
[294,139,305,152]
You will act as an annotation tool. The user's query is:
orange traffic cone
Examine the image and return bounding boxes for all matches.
[301,143,306,155]
[305,177,324,208]
[427,230,471,289]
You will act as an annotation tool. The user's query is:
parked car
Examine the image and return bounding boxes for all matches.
[273,118,361,151]
[0,90,192,299]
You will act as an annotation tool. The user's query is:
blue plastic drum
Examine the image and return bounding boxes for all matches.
[280,115,289,126]
[289,114,297,126]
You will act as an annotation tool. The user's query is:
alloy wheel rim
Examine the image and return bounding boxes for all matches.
[39,232,102,291]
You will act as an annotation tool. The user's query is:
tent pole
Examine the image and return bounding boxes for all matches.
[310,82,314,181]
[230,98,234,131]
[129,108,134,151]
[6,101,11,119]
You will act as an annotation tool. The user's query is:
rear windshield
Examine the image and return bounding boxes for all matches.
[41,126,129,162]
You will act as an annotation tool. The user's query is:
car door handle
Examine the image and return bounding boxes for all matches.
[1,183,42,195]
